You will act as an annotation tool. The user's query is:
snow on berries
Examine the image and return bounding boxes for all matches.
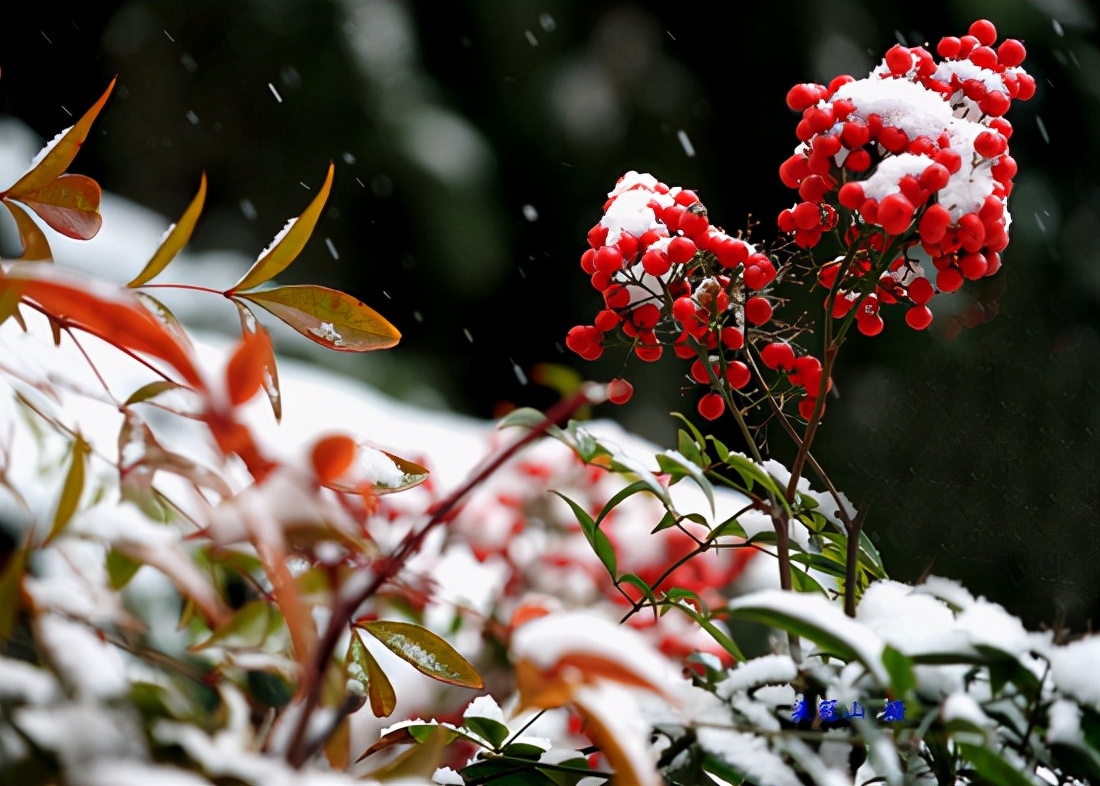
[567,20,1028,423]
[778,19,1031,335]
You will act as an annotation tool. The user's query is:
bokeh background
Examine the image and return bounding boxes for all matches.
[3,0,1098,632]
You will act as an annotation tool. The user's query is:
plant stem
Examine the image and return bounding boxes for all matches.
[284,388,597,768]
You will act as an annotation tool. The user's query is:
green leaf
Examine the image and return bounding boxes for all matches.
[882,645,917,696]
[789,566,829,595]
[122,380,187,408]
[497,406,567,440]
[45,433,90,544]
[671,411,707,452]
[464,715,510,749]
[190,599,274,650]
[706,515,747,542]
[359,620,483,688]
[727,591,887,683]
[955,743,1042,786]
[230,163,335,292]
[657,450,715,515]
[676,428,708,468]
[617,573,658,618]
[724,454,787,511]
[0,531,30,639]
[670,601,745,663]
[128,173,207,287]
[239,285,400,352]
[552,491,617,578]
[106,548,142,590]
[594,480,653,527]
[707,434,731,462]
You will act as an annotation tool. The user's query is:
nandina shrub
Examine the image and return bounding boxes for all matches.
[1,18,1098,786]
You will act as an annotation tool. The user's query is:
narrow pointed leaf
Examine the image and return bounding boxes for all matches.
[239,285,399,352]
[1,202,52,260]
[189,599,273,650]
[235,301,281,421]
[0,271,27,327]
[357,631,398,717]
[9,265,204,387]
[129,173,207,287]
[0,531,31,639]
[14,174,102,240]
[359,620,483,689]
[230,162,334,292]
[45,433,90,544]
[122,380,187,407]
[4,77,116,197]
[135,291,195,352]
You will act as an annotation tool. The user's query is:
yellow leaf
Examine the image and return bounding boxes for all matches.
[45,433,90,544]
[229,163,334,293]
[4,77,116,197]
[128,173,207,287]
[2,201,52,261]
[239,285,399,352]
[359,620,482,689]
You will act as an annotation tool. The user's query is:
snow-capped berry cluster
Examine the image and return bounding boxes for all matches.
[778,19,1033,335]
[565,172,815,421]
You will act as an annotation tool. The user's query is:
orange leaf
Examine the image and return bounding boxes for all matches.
[3,77,116,197]
[234,301,281,421]
[14,174,103,240]
[229,163,334,293]
[225,329,269,406]
[1,201,52,261]
[5,264,204,388]
[239,285,399,352]
[311,433,358,485]
[128,173,207,287]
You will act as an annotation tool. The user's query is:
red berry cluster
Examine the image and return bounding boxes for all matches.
[778,19,1033,335]
[566,172,818,421]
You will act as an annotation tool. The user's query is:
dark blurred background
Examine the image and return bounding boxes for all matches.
[2,0,1097,632]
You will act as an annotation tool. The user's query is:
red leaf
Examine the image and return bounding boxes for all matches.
[14,174,103,240]
[1,202,52,261]
[4,265,204,389]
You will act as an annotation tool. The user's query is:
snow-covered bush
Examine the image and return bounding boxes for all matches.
[1,17,1097,786]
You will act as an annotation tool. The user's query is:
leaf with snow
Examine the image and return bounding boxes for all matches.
[347,628,397,718]
[128,173,207,287]
[234,300,282,421]
[229,163,334,293]
[239,284,400,352]
[727,589,888,684]
[359,620,482,689]
[2,77,116,197]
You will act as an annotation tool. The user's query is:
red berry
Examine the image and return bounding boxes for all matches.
[905,304,934,330]
[678,210,709,238]
[630,302,661,330]
[761,341,796,371]
[936,267,964,292]
[690,359,713,385]
[635,344,662,362]
[997,38,1026,67]
[580,248,597,274]
[937,36,962,59]
[838,182,865,210]
[667,236,698,265]
[726,361,751,389]
[797,396,822,421]
[974,131,1007,159]
[603,284,630,310]
[587,223,609,248]
[856,311,884,336]
[919,163,950,193]
[594,309,621,332]
[907,276,935,305]
[744,260,777,290]
[885,44,912,75]
[934,147,963,174]
[879,126,909,153]
[698,393,725,421]
[878,193,916,236]
[744,296,773,326]
[844,149,872,172]
[959,252,988,280]
[786,83,823,112]
[779,154,810,189]
[594,245,623,274]
[968,19,997,47]
[641,248,671,276]
[607,378,634,404]
[720,326,744,350]
[968,45,998,70]
[1016,72,1036,100]
[918,203,952,244]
